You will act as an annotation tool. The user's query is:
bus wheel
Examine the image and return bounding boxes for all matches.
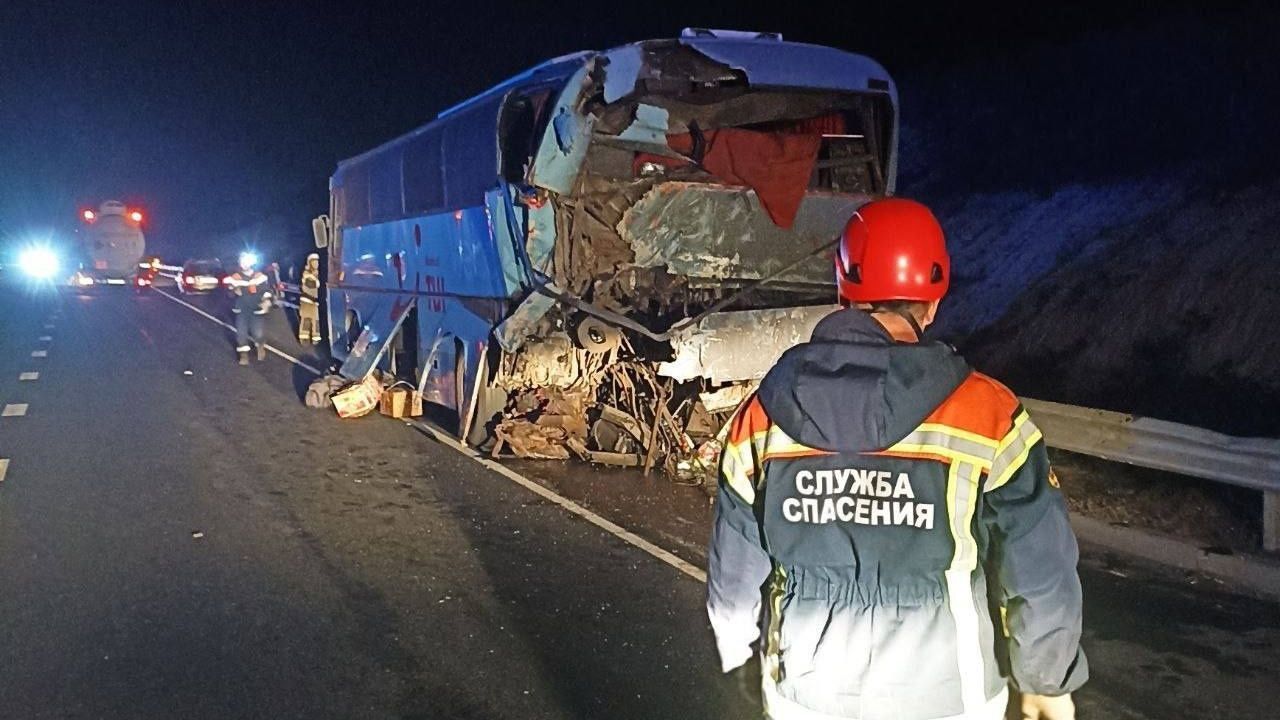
[455,342,507,447]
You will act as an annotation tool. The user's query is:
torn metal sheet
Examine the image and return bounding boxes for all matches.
[681,38,897,99]
[525,199,557,274]
[499,334,582,389]
[615,104,671,147]
[659,305,838,383]
[494,289,557,353]
[338,296,416,380]
[619,182,867,284]
[602,45,643,103]
[598,404,650,446]
[530,66,597,195]
[587,451,642,468]
[699,383,758,414]
[552,109,579,153]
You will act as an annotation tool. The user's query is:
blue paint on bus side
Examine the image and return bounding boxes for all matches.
[325,35,901,417]
[334,205,511,387]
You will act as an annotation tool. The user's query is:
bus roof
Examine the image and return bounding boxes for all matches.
[333,34,894,175]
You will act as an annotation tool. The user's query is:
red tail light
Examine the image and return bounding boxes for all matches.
[184,276,194,284]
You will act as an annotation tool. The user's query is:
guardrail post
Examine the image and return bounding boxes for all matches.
[1266,492,1280,553]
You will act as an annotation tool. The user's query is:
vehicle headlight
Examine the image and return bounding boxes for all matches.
[18,247,59,279]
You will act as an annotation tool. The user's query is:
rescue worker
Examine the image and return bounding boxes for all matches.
[298,252,321,345]
[227,251,273,365]
[707,198,1087,720]
[267,261,285,306]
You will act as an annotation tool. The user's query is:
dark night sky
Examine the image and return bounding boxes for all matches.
[0,0,1242,258]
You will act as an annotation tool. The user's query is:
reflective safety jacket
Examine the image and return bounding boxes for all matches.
[300,267,321,304]
[707,309,1087,720]
[227,271,273,315]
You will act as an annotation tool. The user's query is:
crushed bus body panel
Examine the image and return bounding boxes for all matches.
[318,30,897,476]
[658,305,839,384]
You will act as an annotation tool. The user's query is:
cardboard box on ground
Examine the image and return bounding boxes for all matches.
[331,374,382,418]
[379,384,423,419]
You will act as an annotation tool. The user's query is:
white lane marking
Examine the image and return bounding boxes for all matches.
[0,458,8,482]
[2,404,29,417]
[38,336,52,342]
[155,290,324,375]
[19,372,38,381]
[407,419,708,583]
[30,351,47,358]
[161,288,708,584]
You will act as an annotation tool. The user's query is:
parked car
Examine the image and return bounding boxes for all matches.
[178,258,225,293]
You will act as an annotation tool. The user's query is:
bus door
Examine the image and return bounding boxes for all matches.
[337,294,415,380]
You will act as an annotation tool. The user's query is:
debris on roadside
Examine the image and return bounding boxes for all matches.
[191,531,204,539]
[332,374,382,418]
[306,374,348,409]
[491,360,741,487]
[378,382,423,419]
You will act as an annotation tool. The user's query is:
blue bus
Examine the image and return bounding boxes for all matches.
[313,29,898,462]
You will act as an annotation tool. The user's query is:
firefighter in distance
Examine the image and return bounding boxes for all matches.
[227,252,274,365]
[298,252,321,344]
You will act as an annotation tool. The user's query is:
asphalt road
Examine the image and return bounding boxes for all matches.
[0,277,1278,719]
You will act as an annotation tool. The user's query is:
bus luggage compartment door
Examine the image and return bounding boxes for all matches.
[338,294,416,380]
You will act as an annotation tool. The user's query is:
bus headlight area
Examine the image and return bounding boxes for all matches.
[18,246,61,280]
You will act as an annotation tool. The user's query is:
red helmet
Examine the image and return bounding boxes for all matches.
[835,198,950,304]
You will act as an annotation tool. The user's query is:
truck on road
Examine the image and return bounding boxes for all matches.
[71,201,146,287]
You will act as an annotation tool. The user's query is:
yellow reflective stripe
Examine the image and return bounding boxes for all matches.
[765,425,799,446]
[944,461,987,713]
[759,426,816,460]
[719,441,756,504]
[985,427,1043,493]
[884,443,992,471]
[995,411,1032,456]
[914,423,1000,449]
[986,412,1044,493]
[720,422,784,504]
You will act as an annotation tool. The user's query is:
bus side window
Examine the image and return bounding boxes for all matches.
[338,163,371,228]
[404,130,444,214]
[501,89,554,184]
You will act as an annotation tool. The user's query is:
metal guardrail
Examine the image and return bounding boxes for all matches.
[1023,397,1280,551]
[147,265,1276,550]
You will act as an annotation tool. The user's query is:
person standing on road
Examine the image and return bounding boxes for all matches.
[298,252,322,345]
[707,198,1087,720]
[227,252,273,366]
[268,261,285,307]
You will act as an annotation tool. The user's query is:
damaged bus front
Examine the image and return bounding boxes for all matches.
[316,29,898,477]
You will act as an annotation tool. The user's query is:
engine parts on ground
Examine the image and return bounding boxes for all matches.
[491,388,591,461]
[491,357,735,486]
